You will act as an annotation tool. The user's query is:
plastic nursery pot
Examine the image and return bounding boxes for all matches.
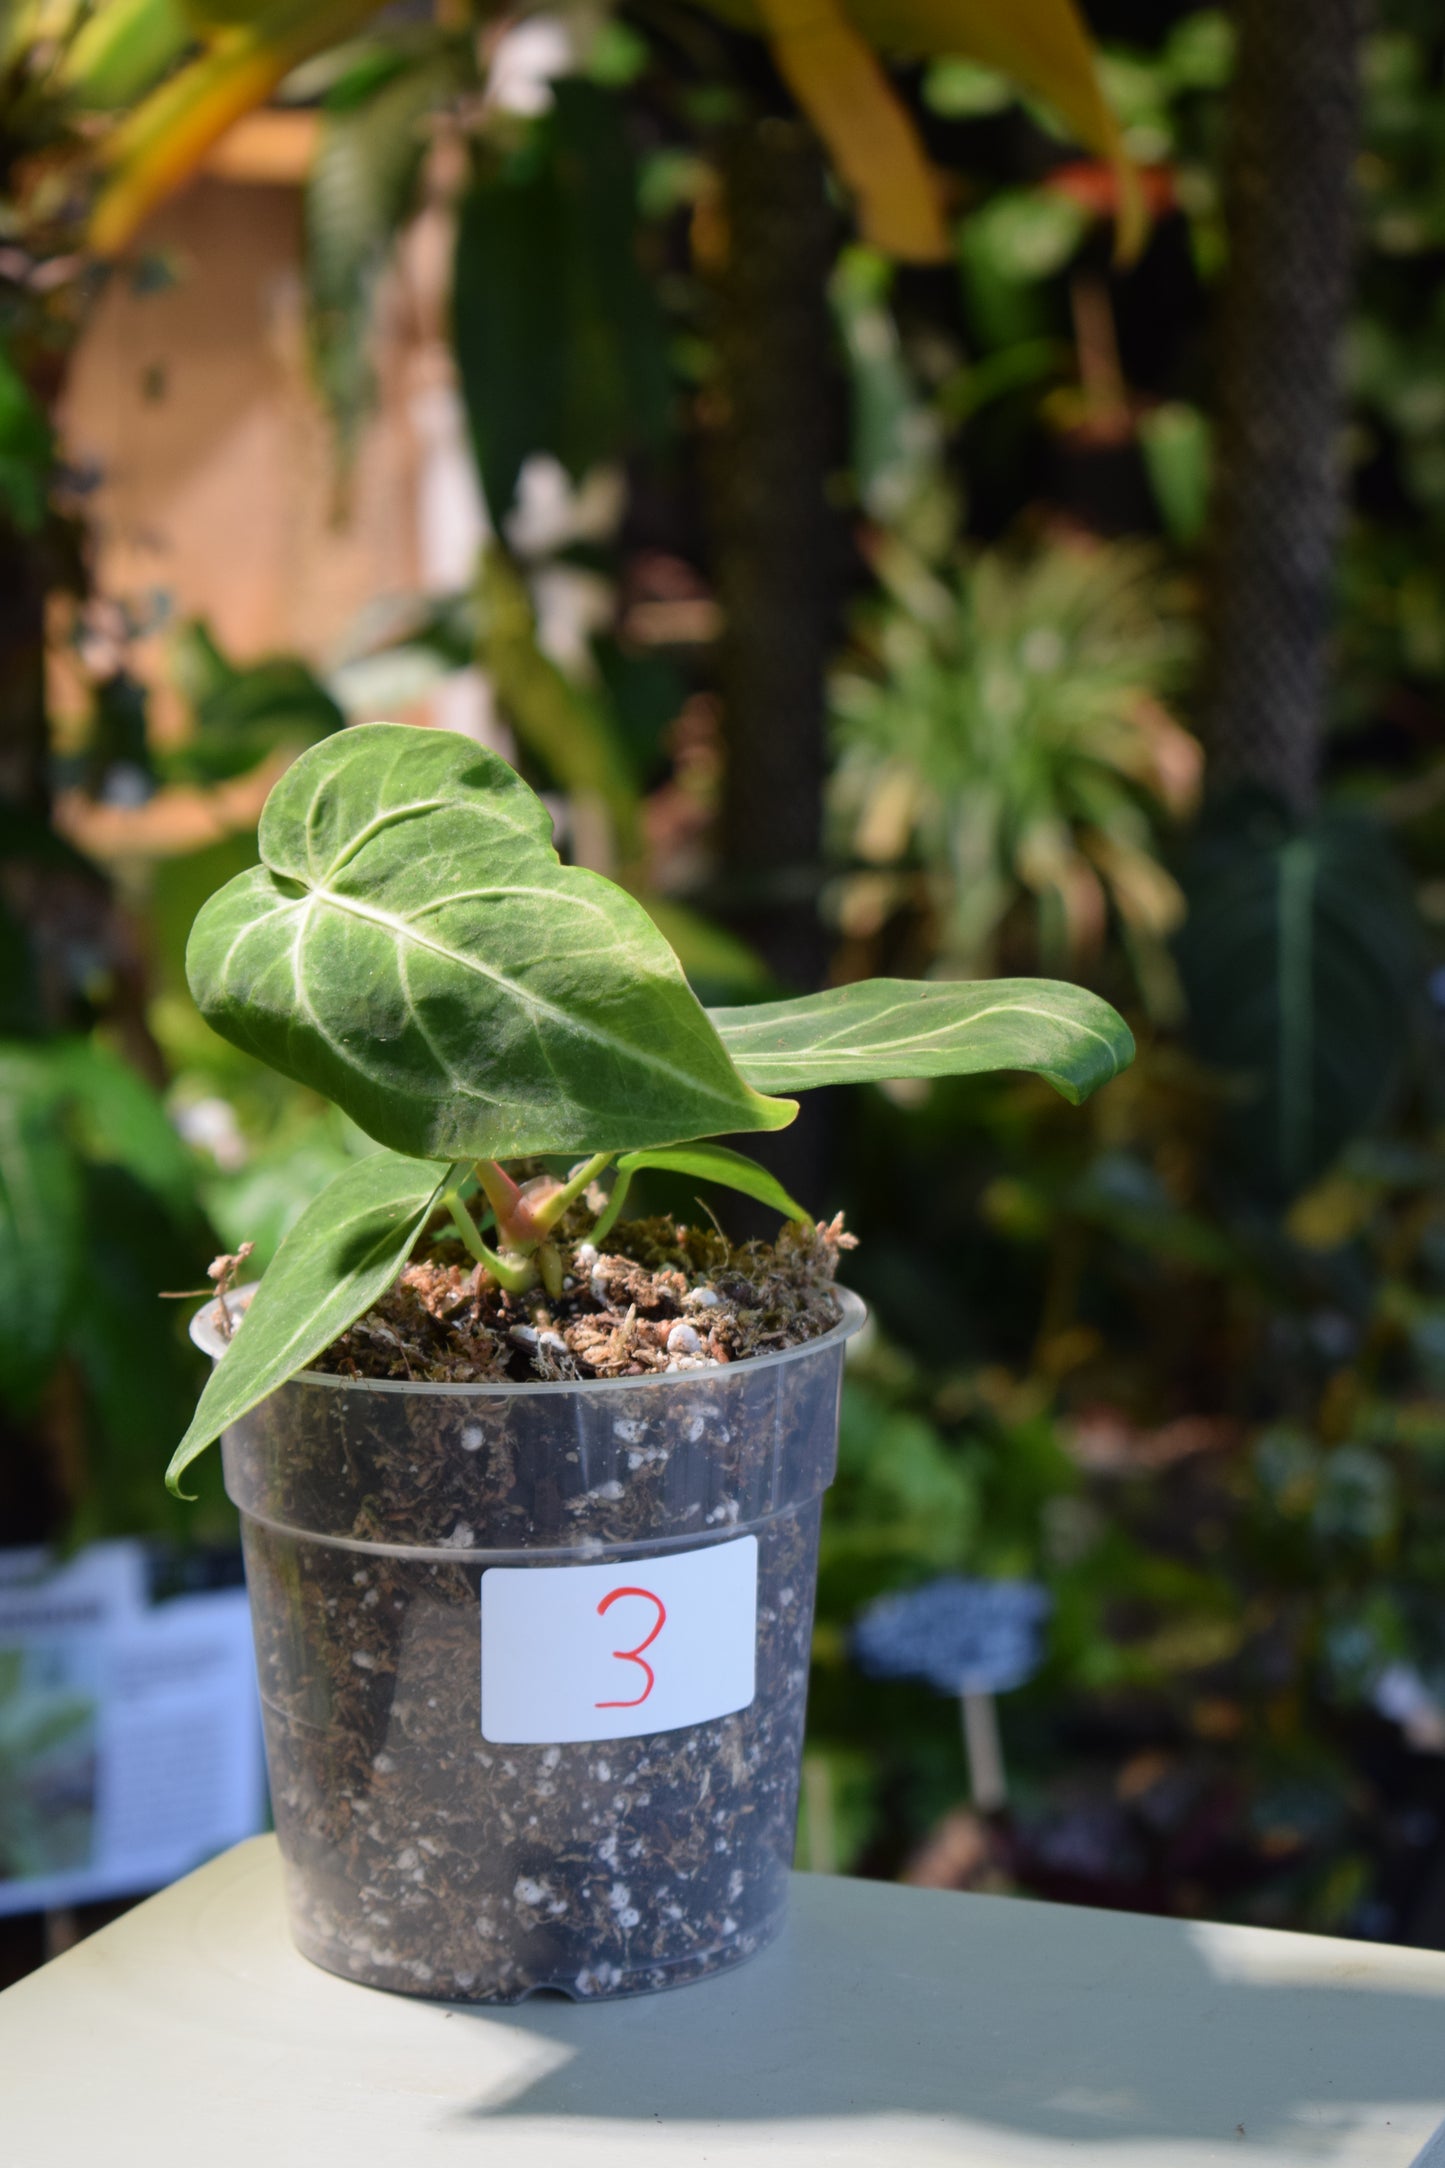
[194,1288,864,2003]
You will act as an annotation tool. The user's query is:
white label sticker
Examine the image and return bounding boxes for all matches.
[480,1536,758,1745]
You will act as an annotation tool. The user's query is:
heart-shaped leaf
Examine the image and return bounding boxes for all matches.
[166,1148,451,1495]
[186,724,794,1163]
[708,978,1134,1103]
[615,1142,811,1224]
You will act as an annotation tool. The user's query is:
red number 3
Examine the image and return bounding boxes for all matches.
[594,1586,666,1709]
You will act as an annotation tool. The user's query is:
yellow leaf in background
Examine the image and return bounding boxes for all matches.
[754,0,949,261]
[1082,828,1187,938]
[701,0,1139,257]
[847,0,1142,254]
[89,29,279,252]
[1285,1173,1378,1253]
[88,0,387,255]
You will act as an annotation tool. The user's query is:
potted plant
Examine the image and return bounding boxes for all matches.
[173,722,1131,2002]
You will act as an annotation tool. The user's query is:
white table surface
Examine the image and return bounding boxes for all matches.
[4,1835,1445,2167]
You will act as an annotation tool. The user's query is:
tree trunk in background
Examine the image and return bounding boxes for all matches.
[1204,0,1365,815]
[0,516,52,819]
[708,115,838,1218]
[711,115,834,994]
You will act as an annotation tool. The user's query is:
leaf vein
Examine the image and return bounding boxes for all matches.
[299,881,751,1112]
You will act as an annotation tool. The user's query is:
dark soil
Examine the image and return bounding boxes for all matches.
[305,1208,855,1385]
[217,1205,860,2003]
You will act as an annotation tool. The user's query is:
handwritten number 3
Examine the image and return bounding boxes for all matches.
[594,1585,667,1708]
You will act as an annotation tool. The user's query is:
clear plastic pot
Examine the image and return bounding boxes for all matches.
[194,1288,863,2003]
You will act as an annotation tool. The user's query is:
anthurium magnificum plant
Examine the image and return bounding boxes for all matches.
[168,723,1133,1492]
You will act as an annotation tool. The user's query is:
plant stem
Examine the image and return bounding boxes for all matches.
[529,1152,614,1236]
[588,1168,634,1247]
[442,1193,537,1294]
[473,1160,523,1231]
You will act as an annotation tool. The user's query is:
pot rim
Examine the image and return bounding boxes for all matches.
[190,1283,867,1398]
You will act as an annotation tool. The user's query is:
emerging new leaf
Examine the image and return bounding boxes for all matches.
[186,724,794,1163]
[709,978,1134,1103]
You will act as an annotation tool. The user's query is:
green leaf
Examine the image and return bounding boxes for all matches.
[0,346,54,535]
[1138,402,1212,545]
[0,895,41,1036]
[167,1148,449,1494]
[922,58,1014,118]
[62,0,193,111]
[641,900,772,1005]
[307,44,462,451]
[69,1161,212,1541]
[0,1035,207,1437]
[201,1105,371,1271]
[615,1142,810,1224]
[452,78,669,516]
[709,978,1134,1103]
[831,246,936,522]
[186,723,793,1163]
[475,542,641,864]
[166,620,344,785]
[0,1045,82,1412]
[1177,805,1418,1194]
[50,1038,202,1226]
[959,188,1089,286]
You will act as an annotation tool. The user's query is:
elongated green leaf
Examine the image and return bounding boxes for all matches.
[0,1035,205,1429]
[50,1038,202,1225]
[1177,807,1417,1194]
[167,1149,449,1494]
[63,0,191,110]
[452,79,670,516]
[709,978,1134,1102]
[0,345,54,535]
[71,1161,211,1541]
[616,1142,810,1225]
[0,1045,82,1412]
[89,0,394,256]
[307,44,462,452]
[475,542,642,867]
[187,723,793,1166]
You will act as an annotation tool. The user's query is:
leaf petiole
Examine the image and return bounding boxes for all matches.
[443,1192,537,1294]
[588,1168,634,1247]
[528,1151,614,1236]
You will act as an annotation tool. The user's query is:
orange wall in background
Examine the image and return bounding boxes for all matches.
[61,176,422,687]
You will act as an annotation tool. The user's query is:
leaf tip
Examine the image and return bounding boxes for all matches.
[756,1091,800,1130]
[164,1453,202,1503]
[165,1412,217,1501]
